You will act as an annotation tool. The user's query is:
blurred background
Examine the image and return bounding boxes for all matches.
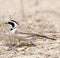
[0,0,60,58]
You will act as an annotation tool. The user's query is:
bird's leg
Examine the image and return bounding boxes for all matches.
[26,37,36,46]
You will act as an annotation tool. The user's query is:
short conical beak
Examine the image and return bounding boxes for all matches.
[5,22,8,24]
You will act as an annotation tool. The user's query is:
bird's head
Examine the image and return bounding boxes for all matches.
[5,20,19,33]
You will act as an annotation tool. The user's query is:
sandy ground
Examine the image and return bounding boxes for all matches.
[0,0,60,58]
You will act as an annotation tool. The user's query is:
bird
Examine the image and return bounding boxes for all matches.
[5,20,56,45]
[5,20,56,51]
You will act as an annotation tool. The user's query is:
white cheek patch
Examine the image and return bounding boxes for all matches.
[14,22,18,27]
